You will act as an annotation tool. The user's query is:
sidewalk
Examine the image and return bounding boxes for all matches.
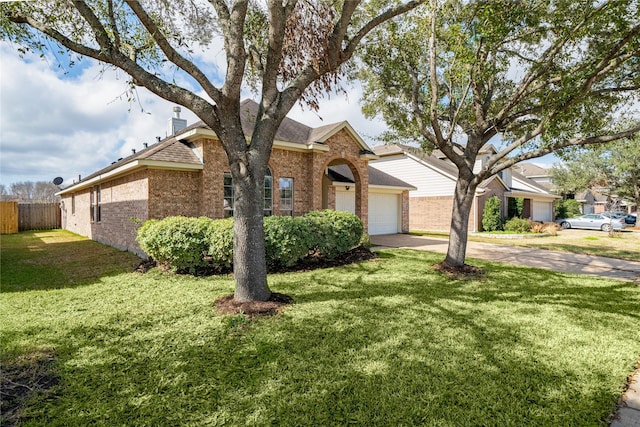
[370,233,640,426]
[370,234,640,282]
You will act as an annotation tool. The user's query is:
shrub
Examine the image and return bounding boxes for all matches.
[482,196,502,232]
[530,221,545,233]
[555,199,581,219]
[137,210,365,274]
[503,217,532,233]
[208,217,234,269]
[304,210,364,259]
[137,216,214,273]
[263,215,311,268]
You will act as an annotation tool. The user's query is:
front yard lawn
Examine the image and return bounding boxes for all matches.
[412,229,640,262]
[1,230,639,426]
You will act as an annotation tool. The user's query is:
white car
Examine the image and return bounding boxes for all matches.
[557,214,629,232]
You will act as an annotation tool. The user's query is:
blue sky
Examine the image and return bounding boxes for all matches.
[0,41,557,189]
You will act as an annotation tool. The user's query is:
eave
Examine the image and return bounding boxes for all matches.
[177,127,331,153]
[504,190,561,201]
[56,160,203,195]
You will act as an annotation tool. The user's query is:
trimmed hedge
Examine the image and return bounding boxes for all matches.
[136,210,364,274]
[503,217,532,233]
[137,216,214,273]
[264,215,312,268]
[305,210,364,259]
[208,217,234,269]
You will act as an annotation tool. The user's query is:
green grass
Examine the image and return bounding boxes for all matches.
[1,230,140,292]
[2,231,639,426]
[410,229,640,261]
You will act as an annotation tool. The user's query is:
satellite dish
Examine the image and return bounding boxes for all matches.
[53,177,64,185]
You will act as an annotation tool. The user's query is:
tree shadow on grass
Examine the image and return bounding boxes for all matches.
[4,248,639,425]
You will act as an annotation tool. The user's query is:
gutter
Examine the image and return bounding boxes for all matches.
[56,160,203,196]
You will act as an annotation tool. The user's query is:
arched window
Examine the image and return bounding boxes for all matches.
[223,168,273,217]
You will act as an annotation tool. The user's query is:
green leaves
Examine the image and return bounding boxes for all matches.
[358,0,640,155]
[136,211,365,274]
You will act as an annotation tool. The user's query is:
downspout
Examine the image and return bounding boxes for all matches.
[473,195,477,232]
[474,188,486,232]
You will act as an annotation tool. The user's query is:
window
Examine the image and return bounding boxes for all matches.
[224,169,273,217]
[223,173,234,217]
[264,169,273,216]
[279,177,293,216]
[71,194,75,215]
[90,185,101,222]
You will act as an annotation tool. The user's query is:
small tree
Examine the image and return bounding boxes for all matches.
[507,198,524,219]
[482,196,502,232]
[555,199,581,219]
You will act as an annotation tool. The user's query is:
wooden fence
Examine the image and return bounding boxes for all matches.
[1,201,19,234]
[0,202,61,233]
[19,203,62,231]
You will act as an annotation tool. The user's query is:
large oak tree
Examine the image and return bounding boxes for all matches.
[1,0,424,301]
[358,0,640,268]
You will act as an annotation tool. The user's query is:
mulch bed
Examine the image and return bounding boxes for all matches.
[1,350,59,427]
[215,292,295,317]
[433,261,484,279]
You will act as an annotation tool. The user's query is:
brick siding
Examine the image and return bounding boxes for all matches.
[409,179,506,232]
[61,128,373,256]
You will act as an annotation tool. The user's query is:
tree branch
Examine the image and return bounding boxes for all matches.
[489,124,640,177]
[124,0,223,104]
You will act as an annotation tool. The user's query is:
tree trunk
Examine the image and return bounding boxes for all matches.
[231,162,271,303]
[444,177,478,267]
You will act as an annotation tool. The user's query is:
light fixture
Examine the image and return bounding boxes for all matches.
[345,186,350,191]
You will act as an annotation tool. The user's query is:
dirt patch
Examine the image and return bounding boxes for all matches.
[1,350,59,427]
[434,261,484,279]
[215,292,295,317]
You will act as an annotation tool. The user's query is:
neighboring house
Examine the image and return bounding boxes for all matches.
[56,100,413,256]
[370,144,560,232]
[512,163,556,193]
[575,189,609,214]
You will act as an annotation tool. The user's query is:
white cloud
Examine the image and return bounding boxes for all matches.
[0,42,387,188]
[0,44,198,186]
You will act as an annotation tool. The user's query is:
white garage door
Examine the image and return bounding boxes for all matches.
[368,192,400,235]
[532,201,553,222]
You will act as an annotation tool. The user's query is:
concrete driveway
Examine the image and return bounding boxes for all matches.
[370,234,640,282]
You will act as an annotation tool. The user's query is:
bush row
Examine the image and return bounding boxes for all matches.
[136,210,364,274]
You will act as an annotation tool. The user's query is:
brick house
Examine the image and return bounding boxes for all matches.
[57,100,414,256]
[370,144,560,232]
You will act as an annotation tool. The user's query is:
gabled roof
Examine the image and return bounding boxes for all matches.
[57,138,203,194]
[58,99,373,195]
[373,143,461,182]
[511,170,554,194]
[328,164,416,190]
[373,143,558,197]
[513,163,551,178]
[237,99,371,151]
